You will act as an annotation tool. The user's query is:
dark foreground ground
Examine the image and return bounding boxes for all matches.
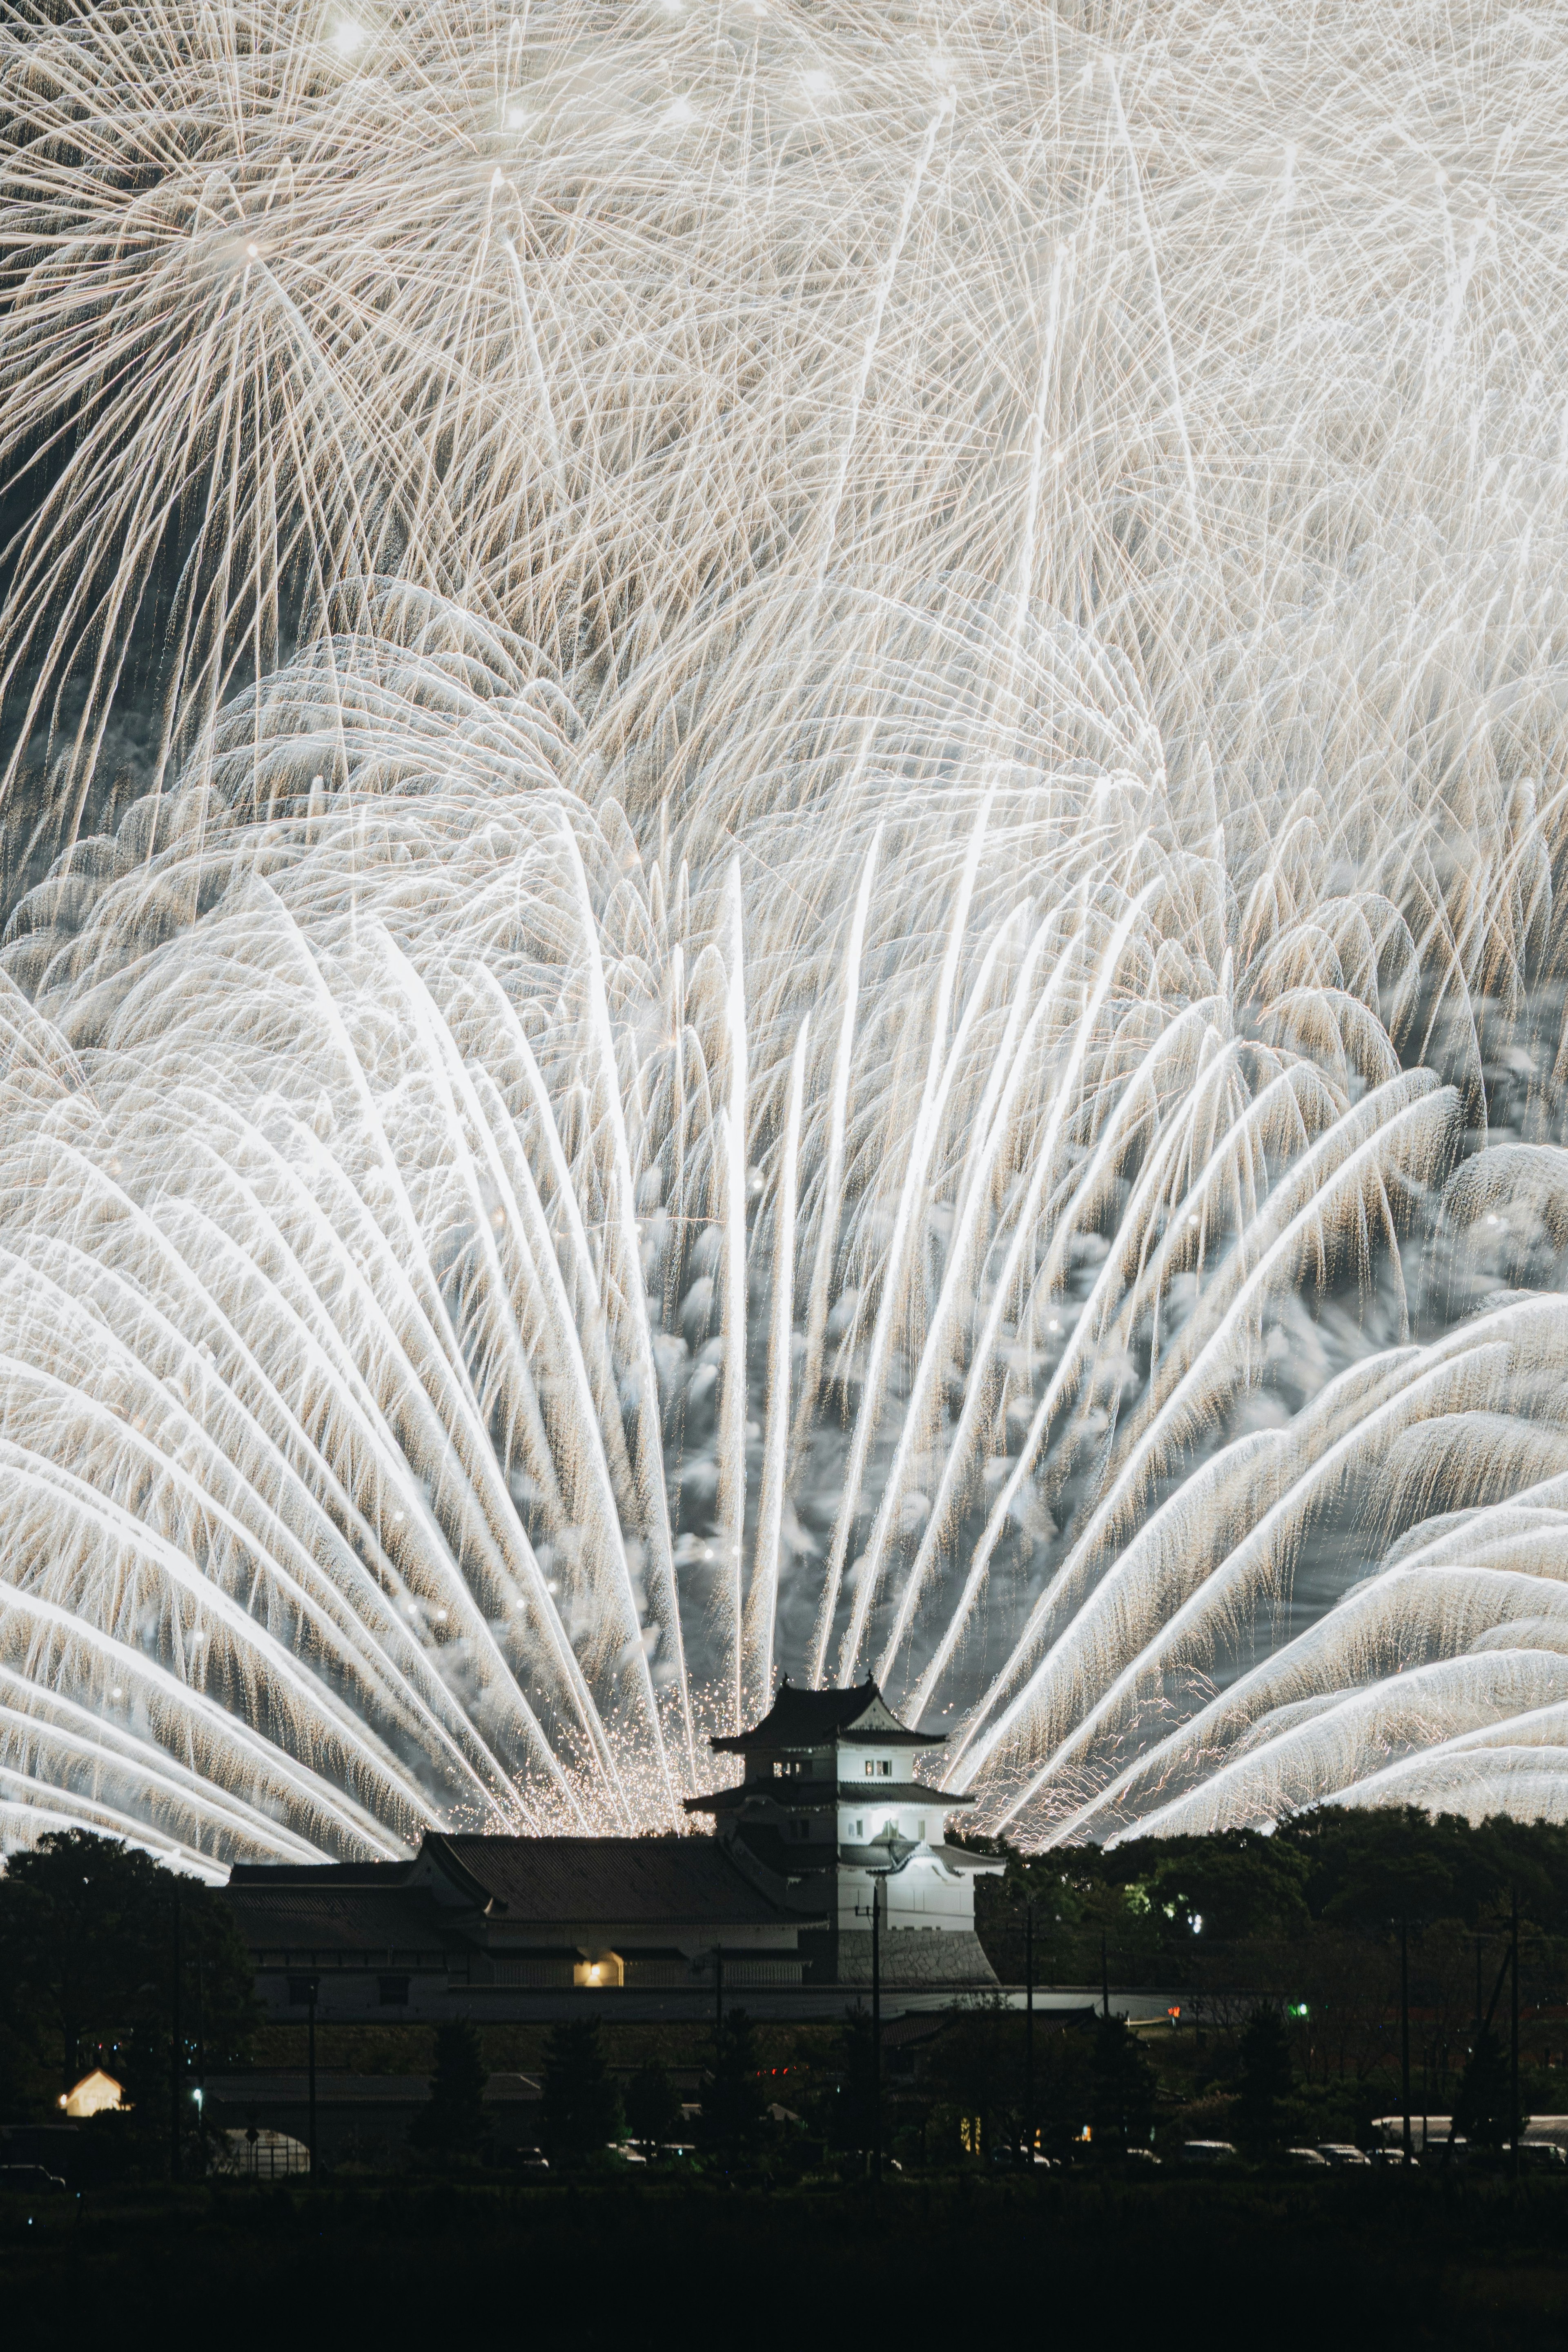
[4,2174,1566,2348]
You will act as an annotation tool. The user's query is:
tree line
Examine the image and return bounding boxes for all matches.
[4,1810,1564,2178]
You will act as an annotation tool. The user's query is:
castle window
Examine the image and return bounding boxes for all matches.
[863,1758,892,1777]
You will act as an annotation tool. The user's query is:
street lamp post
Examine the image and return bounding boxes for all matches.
[853,1871,889,2184]
[871,1875,881,2184]
[286,1973,321,2176]
[1022,1895,1036,2164]
[308,1976,318,2181]
[1400,1915,1412,2164]
[170,1892,183,2185]
[1510,1889,1521,2182]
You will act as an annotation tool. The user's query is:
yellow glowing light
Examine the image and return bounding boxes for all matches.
[62,2069,124,2118]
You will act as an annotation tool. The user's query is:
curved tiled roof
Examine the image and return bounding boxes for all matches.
[424,1834,798,1925]
[708,1676,945,1755]
[224,1882,447,1956]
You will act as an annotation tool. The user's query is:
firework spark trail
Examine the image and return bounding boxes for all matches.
[4,0,1568,922]
[2,3,1568,1862]
[0,631,1559,1869]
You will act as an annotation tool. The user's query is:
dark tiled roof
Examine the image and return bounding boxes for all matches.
[425,1834,795,1926]
[224,1883,447,1957]
[835,1781,973,1805]
[687,1778,971,1813]
[709,1677,944,1755]
[227,1862,414,1889]
[880,2013,959,2051]
[727,1823,828,1884]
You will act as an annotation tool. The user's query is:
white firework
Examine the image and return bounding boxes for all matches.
[0,602,1557,1871]
[2,2,1568,1867]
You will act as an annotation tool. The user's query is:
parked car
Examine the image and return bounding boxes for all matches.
[1285,2147,1329,2167]
[1316,2143,1371,2167]
[0,2166,68,2194]
[1519,2142,1568,2171]
[1179,2140,1240,2166]
[1369,2147,1419,2169]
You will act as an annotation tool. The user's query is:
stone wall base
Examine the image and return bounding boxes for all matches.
[800,1927,998,1990]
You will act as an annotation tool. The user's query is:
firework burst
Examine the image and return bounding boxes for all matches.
[3,3,1568,1865]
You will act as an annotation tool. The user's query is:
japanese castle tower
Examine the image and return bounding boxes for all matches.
[686,1677,1000,1987]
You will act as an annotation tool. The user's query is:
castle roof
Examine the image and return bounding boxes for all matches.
[708,1675,947,1754]
[416,1833,797,1927]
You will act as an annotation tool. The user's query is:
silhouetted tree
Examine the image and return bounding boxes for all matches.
[1234,2006,1293,2154]
[624,2058,680,2157]
[1453,2025,1521,2155]
[924,1998,1025,2157]
[1035,2025,1094,2163]
[975,1812,1568,1987]
[0,1829,257,2167]
[410,2018,490,2160]
[1089,2015,1156,2157]
[702,2008,765,2155]
[829,2006,879,2153]
[540,2018,621,2165]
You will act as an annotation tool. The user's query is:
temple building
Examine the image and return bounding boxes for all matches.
[686,1676,1000,1987]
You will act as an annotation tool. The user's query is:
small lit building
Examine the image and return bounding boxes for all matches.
[60,2069,125,2118]
[686,1676,1001,1987]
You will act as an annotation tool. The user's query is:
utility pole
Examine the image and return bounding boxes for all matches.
[307,1977,318,2183]
[713,1943,724,2051]
[1510,1889,1521,2182]
[853,1873,888,2184]
[196,1949,207,2117]
[1023,1896,1035,2165]
[170,1892,183,2185]
[1100,1930,1109,2021]
[1399,1915,1412,2164]
[870,1875,882,2187]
